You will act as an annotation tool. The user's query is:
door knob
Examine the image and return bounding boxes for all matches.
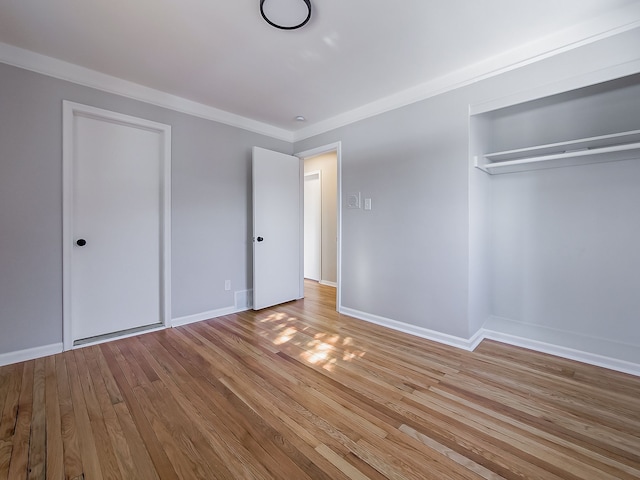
[76,239,87,247]
[257,237,264,242]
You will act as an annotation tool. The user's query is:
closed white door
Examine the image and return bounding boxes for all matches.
[63,102,171,347]
[252,147,303,310]
[304,172,321,281]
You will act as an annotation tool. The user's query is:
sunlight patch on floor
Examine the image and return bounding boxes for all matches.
[254,303,366,371]
[304,341,333,364]
[274,326,298,345]
[259,312,299,331]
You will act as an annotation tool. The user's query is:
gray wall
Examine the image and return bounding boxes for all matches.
[490,160,640,347]
[295,27,640,350]
[483,73,640,350]
[0,62,290,355]
[296,93,472,337]
[2,26,640,362]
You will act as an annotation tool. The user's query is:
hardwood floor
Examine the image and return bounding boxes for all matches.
[1,280,639,479]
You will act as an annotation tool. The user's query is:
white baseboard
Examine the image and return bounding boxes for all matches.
[319,280,338,288]
[172,305,249,328]
[339,307,484,351]
[173,289,254,328]
[0,343,63,367]
[338,308,640,377]
[3,312,637,377]
[482,316,640,377]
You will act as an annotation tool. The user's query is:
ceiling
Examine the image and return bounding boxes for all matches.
[1,0,640,140]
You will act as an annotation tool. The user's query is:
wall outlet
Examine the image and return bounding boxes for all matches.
[225,280,231,291]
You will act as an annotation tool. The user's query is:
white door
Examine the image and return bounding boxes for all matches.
[252,147,303,310]
[63,102,171,347]
[304,172,321,281]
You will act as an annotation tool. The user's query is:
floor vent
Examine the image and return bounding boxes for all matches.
[235,289,253,310]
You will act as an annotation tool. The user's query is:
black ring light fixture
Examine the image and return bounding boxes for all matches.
[260,0,312,30]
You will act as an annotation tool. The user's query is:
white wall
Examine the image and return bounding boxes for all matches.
[304,152,338,285]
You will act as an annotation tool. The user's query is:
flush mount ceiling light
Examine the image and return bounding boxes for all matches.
[260,0,312,30]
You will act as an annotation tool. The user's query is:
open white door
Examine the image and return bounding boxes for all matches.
[252,147,303,310]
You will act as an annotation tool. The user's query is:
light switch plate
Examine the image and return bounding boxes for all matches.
[364,198,372,210]
[347,192,361,209]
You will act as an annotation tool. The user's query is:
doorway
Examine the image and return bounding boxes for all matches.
[297,143,341,309]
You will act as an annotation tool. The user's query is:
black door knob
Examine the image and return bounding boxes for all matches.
[76,239,87,247]
[257,236,264,242]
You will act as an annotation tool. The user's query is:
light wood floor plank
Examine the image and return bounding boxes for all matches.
[65,350,104,480]
[0,366,11,431]
[0,364,22,442]
[1,280,639,479]
[44,356,64,480]
[7,361,33,480]
[84,347,137,479]
[173,326,327,480]
[55,354,84,480]
[100,343,178,480]
[132,335,276,480]
[27,358,46,480]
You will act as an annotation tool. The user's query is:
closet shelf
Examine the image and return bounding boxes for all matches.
[475,130,640,175]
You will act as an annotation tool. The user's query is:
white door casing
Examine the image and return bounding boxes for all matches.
[62,101,171,349]
[252,147,303,310]
[304,171,322,281]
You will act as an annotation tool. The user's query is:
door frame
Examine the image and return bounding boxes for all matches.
[304,170,322,281]
[62,101,172,350]
[295,142,342,310]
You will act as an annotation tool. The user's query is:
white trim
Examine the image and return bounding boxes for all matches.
[62,101,172,351]
[299,156,305,300]
[296,142,343,311]
[3,312,638,377]
[304,170,322,282]
[0,42,293,142]
[292,15,640,142]
[482,329,640,378]
[71,325,167,350]
[482,316,640,377]
[3,8,639,144]
[0,343,64,367]
[172,306,250,328]
[338,308,640,377]
[234,289,254,310]
[319,280,337,288]
[339,307,484,351]
[470,58,640,116]
[296,142,343,160]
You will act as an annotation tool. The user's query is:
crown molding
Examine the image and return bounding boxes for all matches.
[2,3,639,146]
[292,7,640,142]
[0,42,294,143]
